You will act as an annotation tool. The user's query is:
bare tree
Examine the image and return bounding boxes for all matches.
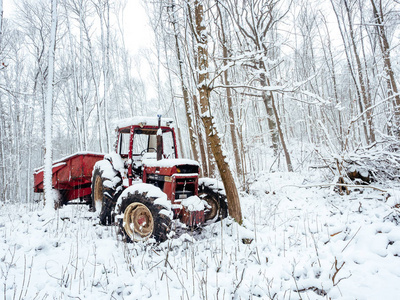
[220,0,293,171]
[330,0,375,144]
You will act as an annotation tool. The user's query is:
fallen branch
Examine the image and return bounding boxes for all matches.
[281,183,387,193]
[295,287,327,296]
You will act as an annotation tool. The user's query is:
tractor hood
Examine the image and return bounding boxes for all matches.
[142,158,199,169]
[142,158,200,176]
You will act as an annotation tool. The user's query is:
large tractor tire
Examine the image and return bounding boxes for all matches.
[199,179,228,223]
[91,160,122,225]
[116,190,172,243]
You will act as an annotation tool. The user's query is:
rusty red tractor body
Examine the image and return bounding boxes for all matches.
[34,116,227,242]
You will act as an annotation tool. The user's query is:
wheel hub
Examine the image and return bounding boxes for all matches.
[123,203,154,240]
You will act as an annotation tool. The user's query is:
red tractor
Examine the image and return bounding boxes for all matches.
[34,116,228,242]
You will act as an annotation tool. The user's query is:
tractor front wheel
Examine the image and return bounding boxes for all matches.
[116,190,172,243]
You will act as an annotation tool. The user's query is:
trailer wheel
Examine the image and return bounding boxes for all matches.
[91,161,122,225]
[199,180,228,223]
[53,189,68,209]
[116,191,172,243]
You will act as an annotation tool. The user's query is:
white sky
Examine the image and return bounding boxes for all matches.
[2,0,13,18]
[3,0,154,56]
[119,0,158,104]
[121,0,154,56]
[3,0,156,103]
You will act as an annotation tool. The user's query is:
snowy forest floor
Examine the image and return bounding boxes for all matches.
[1,171,400,300]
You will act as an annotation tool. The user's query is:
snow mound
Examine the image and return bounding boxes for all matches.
[181,196,205,211]
[115,183,171,211]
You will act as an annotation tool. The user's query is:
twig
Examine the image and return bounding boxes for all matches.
[310,231,321,268]
[24,257,34,298]
[331,257,345,286]
[341,226,361,253]
[233,268,245,295]
[18,255,27,300]
[291,269,303,300]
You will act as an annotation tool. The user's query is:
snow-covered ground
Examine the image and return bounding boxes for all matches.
[1,171,400,299]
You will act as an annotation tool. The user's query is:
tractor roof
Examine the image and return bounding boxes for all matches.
[114,116,174,130]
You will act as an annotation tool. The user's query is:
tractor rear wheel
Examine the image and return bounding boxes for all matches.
[91,160,122,225]
[116,190,172,243]
[199,180,228,223]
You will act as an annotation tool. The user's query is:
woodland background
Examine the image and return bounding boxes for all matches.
[1,0,400,204]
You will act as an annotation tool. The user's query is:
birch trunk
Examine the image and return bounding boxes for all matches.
[82,18,103,152]
[79,1,87,151]
[43,0,58,210]
[97,0,110,151]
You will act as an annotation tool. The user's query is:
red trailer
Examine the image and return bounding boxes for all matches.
[33,152,104,205]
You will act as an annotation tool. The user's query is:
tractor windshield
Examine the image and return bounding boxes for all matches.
[131,128,176,158]
[117,127,177,159]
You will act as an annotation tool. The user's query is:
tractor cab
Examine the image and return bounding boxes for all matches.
[116,117,176,157]
[115,117,178,178]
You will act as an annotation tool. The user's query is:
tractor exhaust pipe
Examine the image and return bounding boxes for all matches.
[157,114,163,161]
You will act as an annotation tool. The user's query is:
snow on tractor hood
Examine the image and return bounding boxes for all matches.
[142,158,199,168]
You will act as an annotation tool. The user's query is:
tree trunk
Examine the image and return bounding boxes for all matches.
[193,94,208,177]
[262,90,279,155]
[264,75,293,172]
[216,1,243,182]
[169,0,199,161]
[370,0,400,131]
[79,2,87,151]
[81,15,103,152]
[43,0,58,210]
[160,29,185,158]
[194,0,242,223]
[97,0,111,151]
